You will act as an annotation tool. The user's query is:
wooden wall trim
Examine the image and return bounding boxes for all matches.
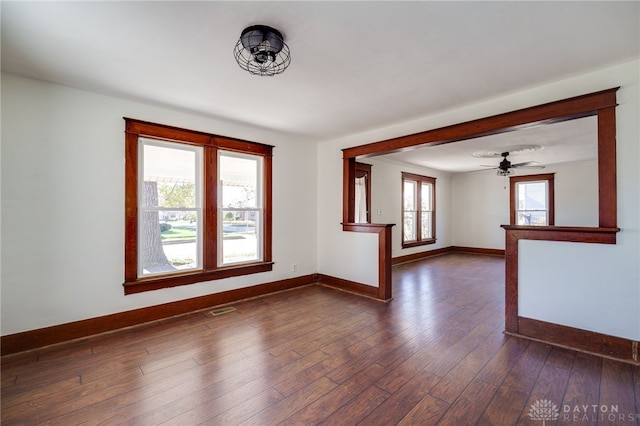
[342,88,618,158]
[1,274,317,356]
[1,270,392,356]
[501,225,619,243]
[392,247,453,265]
[392,246,505,265]
[355,162,372,223]
[509,317,639,365]
[343,157,356,224]
[316,274,379,299]
[597,105,617,228]
[5,257,635,367]
[123,262,275,294]
[504,230,520,333]
[451,246,506,256]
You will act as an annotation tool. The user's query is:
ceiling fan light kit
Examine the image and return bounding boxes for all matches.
[496,168,515,177]
[233,25,291,76]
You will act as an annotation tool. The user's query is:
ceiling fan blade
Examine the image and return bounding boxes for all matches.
[514,165,546,169]
[510,161,539,167]
[480,165,498,168]
[470,168,497,173]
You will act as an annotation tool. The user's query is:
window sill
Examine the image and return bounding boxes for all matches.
[123,262,274,295]
[401,238,436,249]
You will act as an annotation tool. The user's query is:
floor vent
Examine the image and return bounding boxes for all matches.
[209,306,237,316]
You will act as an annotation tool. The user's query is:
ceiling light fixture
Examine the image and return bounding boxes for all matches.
[233,25,291,76]
[496,168,515,177]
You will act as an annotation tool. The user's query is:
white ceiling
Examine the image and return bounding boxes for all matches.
[381,115,598,173]
[2,1,638,170]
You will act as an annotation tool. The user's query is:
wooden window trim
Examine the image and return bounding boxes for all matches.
[509,173,555,226]
[124,118,273,295]
[401,172,436,248]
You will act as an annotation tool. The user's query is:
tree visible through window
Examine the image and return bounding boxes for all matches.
[140,140,202,276]
[124,119,273,294]
[402,172,436,248]
[510,173,555,226]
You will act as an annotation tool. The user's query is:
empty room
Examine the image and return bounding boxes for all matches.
[2,2,639,424]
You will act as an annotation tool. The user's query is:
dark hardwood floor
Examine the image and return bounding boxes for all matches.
[2,253,639,425]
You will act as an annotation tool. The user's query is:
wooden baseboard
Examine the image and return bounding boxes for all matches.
[1,272,382,356]
[509,316,639,365]
[392,247,453,265]
[1,274,317,356]
[316,273,379,299]
[10,265,634,367]
[391,246,504,265]
[451,246,505,256]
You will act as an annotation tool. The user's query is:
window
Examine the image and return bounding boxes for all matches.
[354,162,372,223]
[124,119,273,294]
[402,172,436,248]
[219,151,263,265]
[139,139,203,276]
[510,173,555,226]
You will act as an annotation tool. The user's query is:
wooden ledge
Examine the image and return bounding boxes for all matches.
[501,225,620,233]
[501,225,620,245]
[341,222,395,232]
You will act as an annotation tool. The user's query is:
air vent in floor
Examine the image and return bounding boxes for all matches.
[209,306,237,316]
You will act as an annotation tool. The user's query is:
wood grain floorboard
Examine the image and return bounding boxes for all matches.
[319,384,390,426]
[478,379,531,426]
[278,363,387,425]
[436,378,498,425]
[2,253,638,425]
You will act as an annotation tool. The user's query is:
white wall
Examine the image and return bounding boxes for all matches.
[1,73,318,335]
[317,59,639,340]
[551,160,598,227]
[452,160,598,249]
[364,157,452,258]
[316,138,379,286]
[452,170,510,250]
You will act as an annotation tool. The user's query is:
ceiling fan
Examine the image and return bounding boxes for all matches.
[482,152,545,176]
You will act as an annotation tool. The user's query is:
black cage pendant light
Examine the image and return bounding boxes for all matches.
[233,25,291,76]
